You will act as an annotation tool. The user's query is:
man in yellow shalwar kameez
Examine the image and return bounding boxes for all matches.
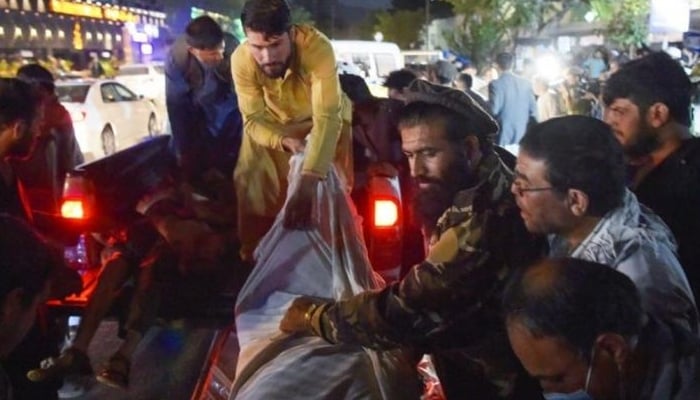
[231,0,352,261]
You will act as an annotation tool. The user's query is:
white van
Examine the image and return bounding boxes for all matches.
[331,40,404,97]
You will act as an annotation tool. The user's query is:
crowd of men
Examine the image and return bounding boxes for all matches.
[0,0,699,399]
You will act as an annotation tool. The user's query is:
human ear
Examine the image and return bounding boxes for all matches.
[595,333,630,369]
[464,135,483,166]
[1,287,25,322]
[646,103,670,128]
[567,189,589,217]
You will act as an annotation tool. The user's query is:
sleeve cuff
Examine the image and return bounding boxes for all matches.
[309,302,330,339]
[301,170,325,179]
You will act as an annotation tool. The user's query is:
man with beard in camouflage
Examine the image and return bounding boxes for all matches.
[280,80,546,399]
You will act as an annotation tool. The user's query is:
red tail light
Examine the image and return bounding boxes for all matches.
[61,199,86,219]
[61,173,92,220]
[373,198,399,228]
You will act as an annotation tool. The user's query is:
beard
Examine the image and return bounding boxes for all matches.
[258,56,291,79]
[623,119,661,159]
[411,152,476,233]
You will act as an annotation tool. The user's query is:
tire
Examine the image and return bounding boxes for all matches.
[101,125,116,156]
[147,113,158,137]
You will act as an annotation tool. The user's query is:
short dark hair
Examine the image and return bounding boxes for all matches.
[185,16,224,49]
[519,116,626,217]
[603,51,691,127]
[398,102,493,152]
[495,52,514,70]
[17,63,55,92]
[0,78,39,129]
[339,74,373,103]
[456,72,473,89]
[0,215,61,306]
[431,60,458,85]
[241,0,291,37]
[384,69,417,91]
[503,257,644,361]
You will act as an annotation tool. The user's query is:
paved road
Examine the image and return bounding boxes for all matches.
[63,320,215,400]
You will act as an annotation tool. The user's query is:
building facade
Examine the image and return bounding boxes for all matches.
[0,0,167,75]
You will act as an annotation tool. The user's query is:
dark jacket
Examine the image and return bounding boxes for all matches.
[13,97,83,214]
[165,33,243,180]
[632,137,700,303]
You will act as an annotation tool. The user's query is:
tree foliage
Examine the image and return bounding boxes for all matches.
[374,9,427,49]
[442,0,586,69]
[291,6,315,26]
[434,0,649,68]
[391,0,453,20]
[590,0,649,50]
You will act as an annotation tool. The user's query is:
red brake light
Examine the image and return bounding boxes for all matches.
[61,199,86,219]
[373,199,399,228]
[61,174,92,220]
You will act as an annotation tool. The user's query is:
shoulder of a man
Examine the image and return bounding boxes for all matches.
[230,40,255,74]
[678,137,700,167]
[430,158,531,262]
[640,317,700,398]
[295,24,334,72]
[167,36,190,73]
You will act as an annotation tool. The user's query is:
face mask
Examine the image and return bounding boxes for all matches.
[543,347,596,400]
[543,390,593,400]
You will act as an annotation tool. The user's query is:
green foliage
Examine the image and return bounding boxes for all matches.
[374,9,427,49]
[291,6,315,26]
[442,0,586,69]
[357,12,381,41]
[391,0,453,19]
[590,0,649,49]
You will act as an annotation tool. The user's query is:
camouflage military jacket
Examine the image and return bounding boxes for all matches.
[314,151,546,397]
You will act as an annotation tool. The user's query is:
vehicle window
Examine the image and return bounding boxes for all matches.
[55,84,90,103]
[117,66,149,76]
[113,83,138,101]
[375,53,397,78]
[100,84,119,103]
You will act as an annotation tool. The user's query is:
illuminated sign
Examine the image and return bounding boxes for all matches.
[131,31,147,43]
[50,0,138,23]
[51,0,102,19]
[103,8,138,23]
[140,43,152,55]
[73,21,82,49]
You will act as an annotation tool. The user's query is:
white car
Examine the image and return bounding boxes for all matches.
[56,79,161,161]
[114,62,165,105]
[115,62,168,132]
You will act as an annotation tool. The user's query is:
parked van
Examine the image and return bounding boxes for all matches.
[402,50,445,66]
[331,40,404,97]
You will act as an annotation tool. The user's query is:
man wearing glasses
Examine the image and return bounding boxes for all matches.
[511,115,698,334]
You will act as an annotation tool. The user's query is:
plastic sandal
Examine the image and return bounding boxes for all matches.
[27,347,93,382]
[95,353,130,389]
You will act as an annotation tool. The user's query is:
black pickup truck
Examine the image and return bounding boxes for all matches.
[46,135,240,399]
[46,133,410,399]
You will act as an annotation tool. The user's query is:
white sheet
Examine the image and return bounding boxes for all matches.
[231,154,417,400]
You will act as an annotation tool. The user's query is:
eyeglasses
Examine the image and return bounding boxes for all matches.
[511,180,555,197]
